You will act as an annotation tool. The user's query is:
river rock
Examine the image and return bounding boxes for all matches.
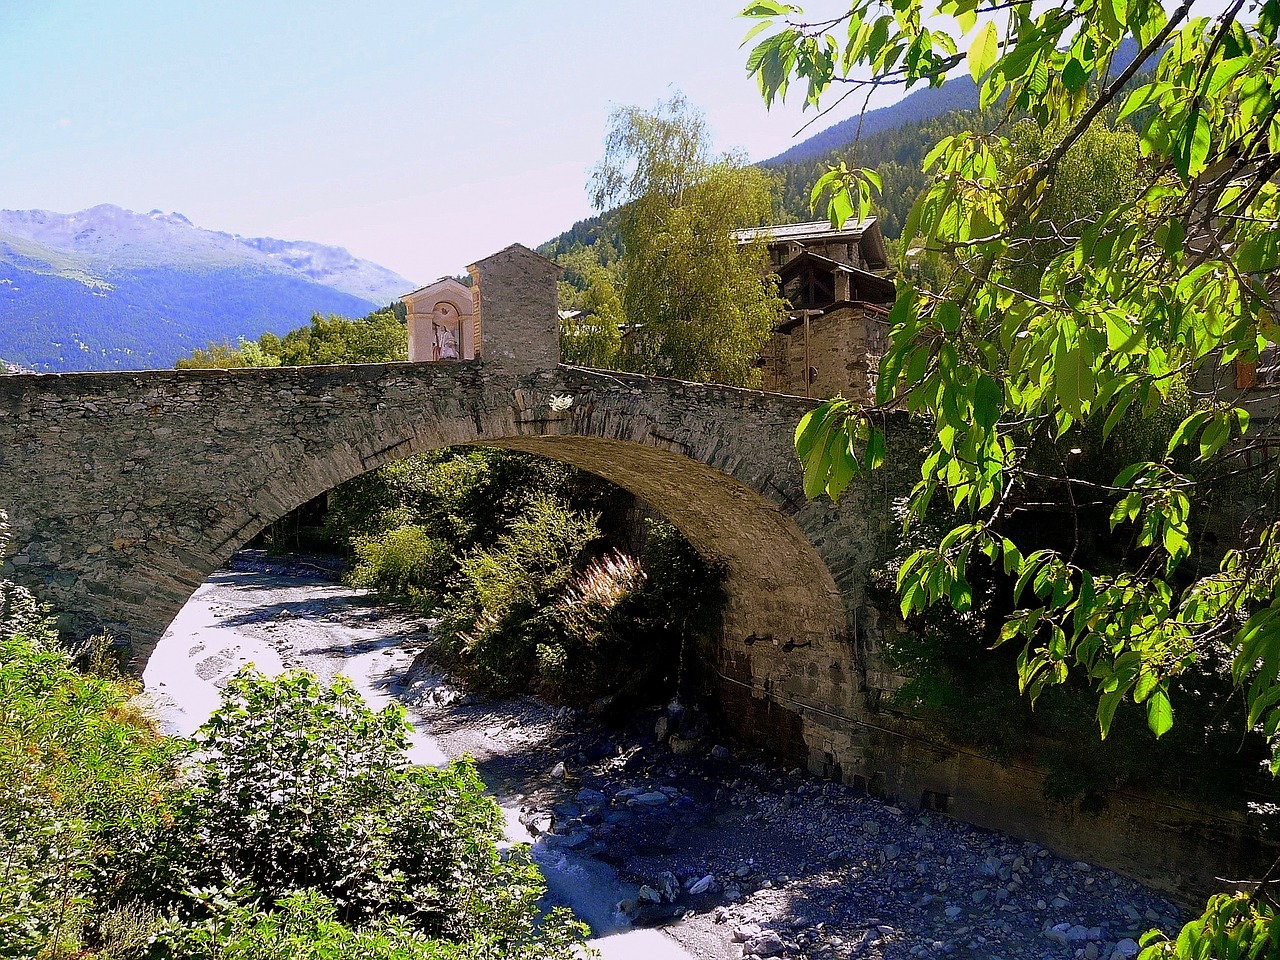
[657,870,680,902]
[744,929,785,957]
[1045,923,1071,944]
[1113,938,1140,959]
[669,733,701,756]
[688,873,716,895]
[638,884,662,904]
[550,761,567,779]
[627,791,670,807]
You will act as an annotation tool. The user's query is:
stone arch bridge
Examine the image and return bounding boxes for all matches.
[0,243,914,779]
[0,243,1259,896]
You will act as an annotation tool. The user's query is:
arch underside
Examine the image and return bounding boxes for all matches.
[157,414,851,667]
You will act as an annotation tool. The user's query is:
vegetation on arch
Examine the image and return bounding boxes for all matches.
[745,0,1280,953]
[334,448,725,706]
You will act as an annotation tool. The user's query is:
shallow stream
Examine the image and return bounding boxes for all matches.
[142,554,701,959]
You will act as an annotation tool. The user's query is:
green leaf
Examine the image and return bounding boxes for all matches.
[1166,411,1209,457]
[795,405,829,459]
[1199,415,1231,461]
[740,1,795,15]
[1062,57,1088,92]
[1238,233,1280,274]
[1105,314,1142,353]
[968,22,999,83]
[827,434,859,499]
[802,422,839,500]
[1146,687,1173,737]
[1054,337,1089,420]
[864,426,886,470]
[1172,109,1211,179]
[829,185,855,228]
[1133,670,1158,703]
[1097,688,1123,738]
[972,373,1001,429]
[1247,682,1280,727]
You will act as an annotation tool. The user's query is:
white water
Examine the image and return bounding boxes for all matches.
[143,568,699,960]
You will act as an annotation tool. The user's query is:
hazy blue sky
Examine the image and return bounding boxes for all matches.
[0,1,894,284]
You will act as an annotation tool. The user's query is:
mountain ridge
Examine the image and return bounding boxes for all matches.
[0,204,417,373]
[0,204,415,303]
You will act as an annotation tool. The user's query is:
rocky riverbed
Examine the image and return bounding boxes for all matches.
[143,552,1184,960]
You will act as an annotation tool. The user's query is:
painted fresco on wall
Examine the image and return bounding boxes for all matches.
[431,301,460,360]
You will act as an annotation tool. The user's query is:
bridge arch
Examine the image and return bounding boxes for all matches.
[0,360,905,767]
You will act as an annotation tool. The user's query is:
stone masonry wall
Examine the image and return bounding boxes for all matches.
[767,308,888,403]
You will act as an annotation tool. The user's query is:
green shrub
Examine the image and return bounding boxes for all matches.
[537,551,648,694]
[325,450,583,558]
[157,669,547,939]
[0,630,177,958]
[349,525,451,612]
[429,505,724,705]
[0,542,589,958]
[435,495,601,693]
[152,889,589,960]
[544,525,724,705]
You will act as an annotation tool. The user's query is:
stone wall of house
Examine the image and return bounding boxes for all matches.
[763,308,888,402]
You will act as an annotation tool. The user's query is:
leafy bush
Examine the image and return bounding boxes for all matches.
[152,889,588,960]
[350,525,451,612]
[541,522,726,705]
[326,450,584,558]
[872,498,1275,809]
[0,630,176,958]
[157,669,550,940]
[537,551,648,693]
[435,495,601,693]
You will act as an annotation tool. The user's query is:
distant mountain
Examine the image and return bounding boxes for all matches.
[0,205,417,372]
[760,39,1145,169]
[543,40,1151,262]
[760,78,980,167]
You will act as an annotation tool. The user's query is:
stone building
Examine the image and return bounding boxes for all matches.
[401,277,479,362]
[736,218,896,402]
